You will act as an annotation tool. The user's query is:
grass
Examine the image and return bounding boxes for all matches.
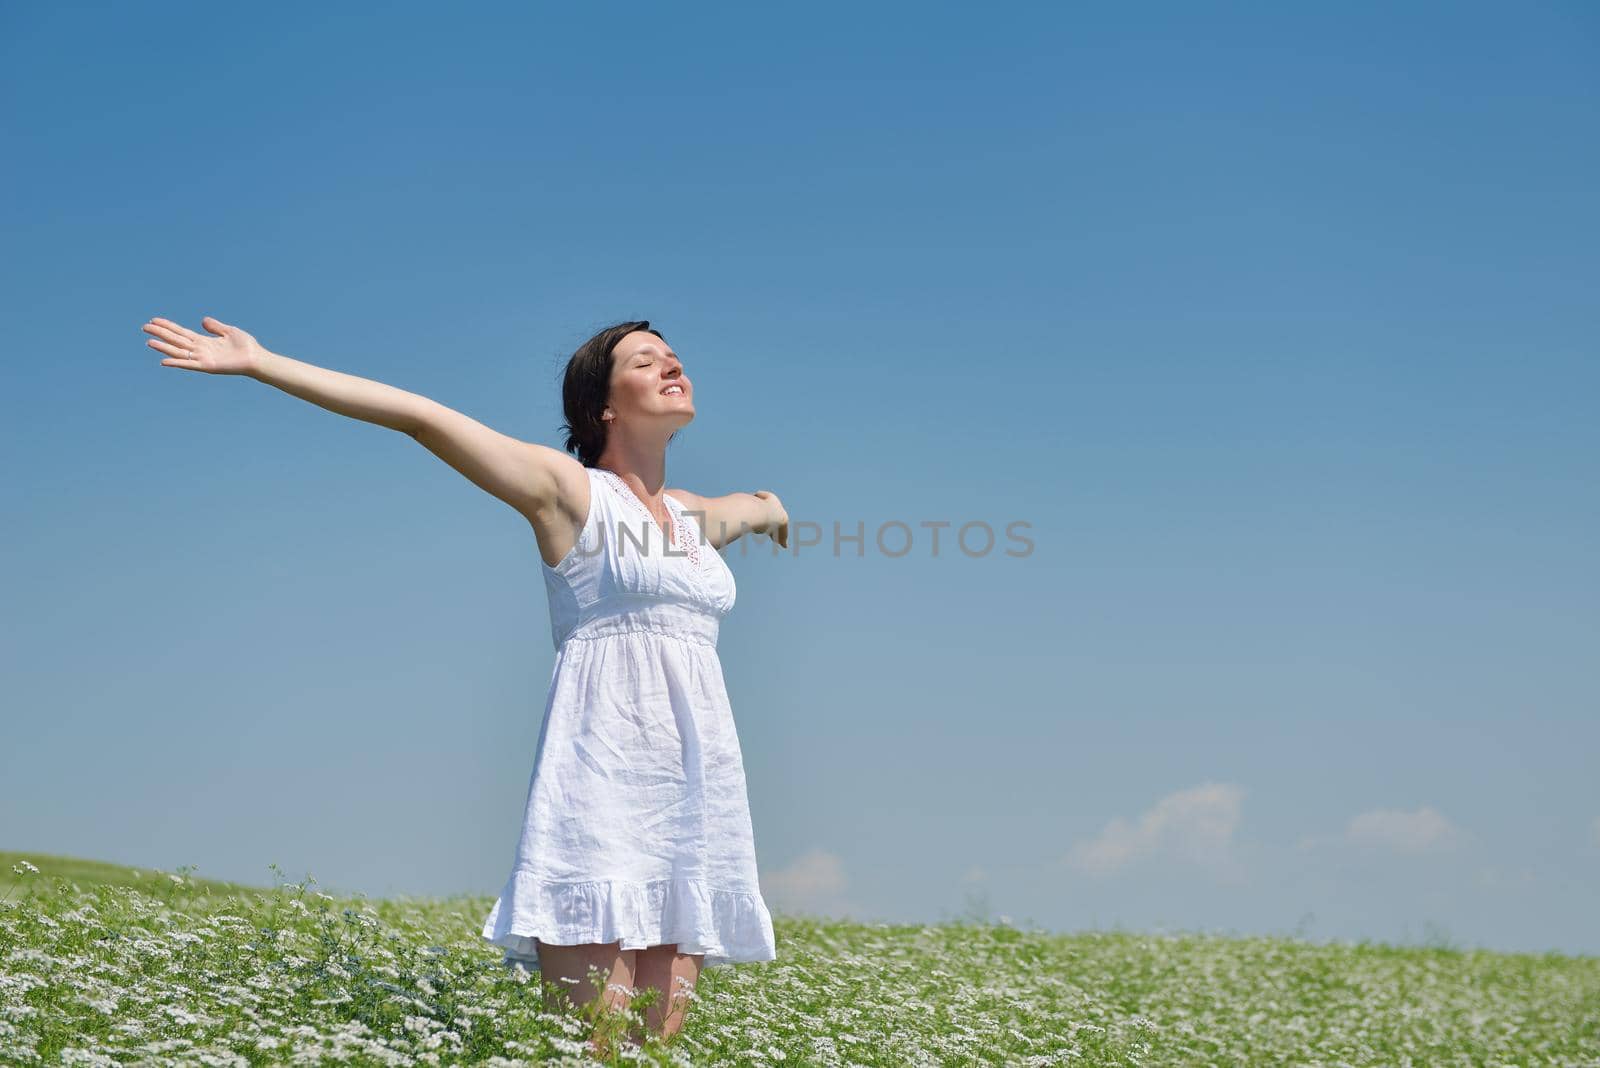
[2,850,1597,1065]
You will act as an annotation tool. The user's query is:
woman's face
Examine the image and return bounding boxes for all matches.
[605,330,694,429]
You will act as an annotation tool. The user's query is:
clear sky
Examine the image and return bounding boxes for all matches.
[3,2,1596,957]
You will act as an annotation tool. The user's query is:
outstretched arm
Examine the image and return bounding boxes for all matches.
[142,315,567,522]
[666,486,789,550]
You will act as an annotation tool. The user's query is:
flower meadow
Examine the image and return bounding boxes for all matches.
[1,853,1597,1066]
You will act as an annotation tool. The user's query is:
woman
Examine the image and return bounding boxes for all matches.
[141,315,788,1051]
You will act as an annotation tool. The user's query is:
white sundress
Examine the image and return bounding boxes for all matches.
[480,465,778,970]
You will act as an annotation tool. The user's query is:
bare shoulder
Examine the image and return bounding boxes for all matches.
[664,486,710,510]
[666,485,767,550]
[665,486,716,544]
[549,451,595,514]
[527,450,593,568]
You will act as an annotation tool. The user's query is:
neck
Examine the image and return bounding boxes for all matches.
[596,435,669,497]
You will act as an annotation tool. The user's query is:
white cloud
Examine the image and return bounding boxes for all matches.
[760,848,856,920]
[1065,781,1245,877]
[1343,805,1462,854]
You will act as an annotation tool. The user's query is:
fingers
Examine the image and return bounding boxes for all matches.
[201,315,232,336]
[143,318,205,368]
[145,317,203,343]
[143,321,193,348]
[146,337,196,362]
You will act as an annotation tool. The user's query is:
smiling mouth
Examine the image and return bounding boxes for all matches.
[661,385,686,397]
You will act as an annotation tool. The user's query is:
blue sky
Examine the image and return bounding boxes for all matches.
[3,1,1597,956]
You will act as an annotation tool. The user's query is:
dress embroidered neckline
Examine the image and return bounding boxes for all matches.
[593,467,703,568]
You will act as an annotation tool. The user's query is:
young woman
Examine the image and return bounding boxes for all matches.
[141,315,788,1050]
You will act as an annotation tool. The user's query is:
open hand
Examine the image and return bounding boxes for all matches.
[142,316,266,376]
[753,489,789,549]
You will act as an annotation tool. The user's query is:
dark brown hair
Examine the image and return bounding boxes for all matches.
[559,320,668,468]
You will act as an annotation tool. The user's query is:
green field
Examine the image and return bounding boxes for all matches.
[2,850,1596,1065]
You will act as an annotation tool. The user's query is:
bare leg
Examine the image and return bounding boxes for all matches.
[533,939,637,1056]
[631,943,704,1044]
